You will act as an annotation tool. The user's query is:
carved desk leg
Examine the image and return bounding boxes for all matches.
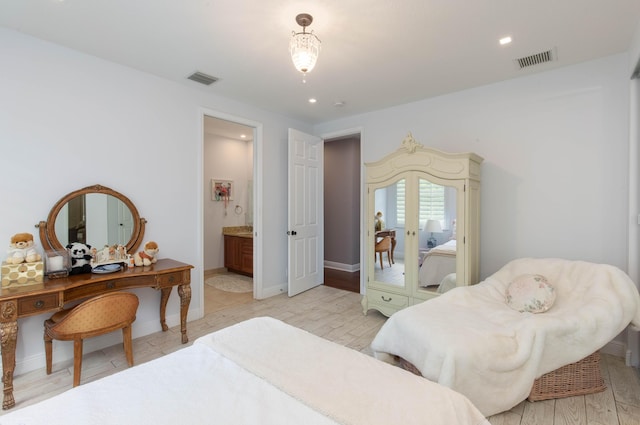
[178,284,191,344]
[159,287,171,332]
[0,301,18,410]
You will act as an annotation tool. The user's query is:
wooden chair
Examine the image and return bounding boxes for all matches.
[44,292,139,387]
[375,236,392,269]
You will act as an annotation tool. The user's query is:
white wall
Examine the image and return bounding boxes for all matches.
[0,28,309,374]
[627,21,640,286]
[203,135,253,271]
[316,53,631,350]
[316,54,630,279]
[627,20,640,366]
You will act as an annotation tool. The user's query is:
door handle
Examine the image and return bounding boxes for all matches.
[287,230,297,236]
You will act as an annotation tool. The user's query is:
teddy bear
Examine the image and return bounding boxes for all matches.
[66,242,93,275]
[6,233,42,264]
[133,241,159,266]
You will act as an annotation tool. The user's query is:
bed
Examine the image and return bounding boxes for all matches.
[418,239,456,291]
[0,317,489,425]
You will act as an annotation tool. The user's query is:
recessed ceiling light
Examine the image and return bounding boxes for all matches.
[308,98,317,103]
[333,101,345,107]
[499,36,512,45]
[240,134,246,139]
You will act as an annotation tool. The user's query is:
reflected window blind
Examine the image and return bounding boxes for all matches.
[396,180,445,227]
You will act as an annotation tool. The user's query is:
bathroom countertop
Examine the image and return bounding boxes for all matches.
[222,226,253,238]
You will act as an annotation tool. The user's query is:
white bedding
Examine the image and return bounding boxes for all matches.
[1,317,489,425]
[419,240,456,287]
[371,258,640,417]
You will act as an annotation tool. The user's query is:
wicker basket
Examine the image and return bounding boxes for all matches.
[528,351,606,401]
[398,356,422,376]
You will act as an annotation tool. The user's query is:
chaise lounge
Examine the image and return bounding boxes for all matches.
[371,257,640,416]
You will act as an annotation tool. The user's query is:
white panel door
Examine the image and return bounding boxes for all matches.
[288,128,323,296]
[118,200,134,245]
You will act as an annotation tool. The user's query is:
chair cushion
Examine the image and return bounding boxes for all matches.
[505,274,556,313]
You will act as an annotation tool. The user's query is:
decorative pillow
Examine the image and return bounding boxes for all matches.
[505,274,556,313]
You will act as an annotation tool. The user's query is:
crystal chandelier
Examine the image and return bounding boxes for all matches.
[290,13,321,80]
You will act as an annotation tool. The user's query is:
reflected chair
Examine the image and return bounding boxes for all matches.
[375,236,392,269]
[44,292,139,387]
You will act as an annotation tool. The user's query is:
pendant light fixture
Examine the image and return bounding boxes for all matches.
[290,13,321,81]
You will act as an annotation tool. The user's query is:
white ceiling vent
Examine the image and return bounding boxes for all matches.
[514,48,557,70]
[187,71,218,85]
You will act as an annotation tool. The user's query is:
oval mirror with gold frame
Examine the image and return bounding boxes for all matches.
[37,185,146,254]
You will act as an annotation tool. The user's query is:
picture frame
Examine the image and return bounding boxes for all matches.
[212,179,233,202]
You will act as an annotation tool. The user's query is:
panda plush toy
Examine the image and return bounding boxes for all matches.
[66,242,93,275]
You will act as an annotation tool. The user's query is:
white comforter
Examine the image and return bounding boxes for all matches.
[1,317,489,425]
[371,258,640,417]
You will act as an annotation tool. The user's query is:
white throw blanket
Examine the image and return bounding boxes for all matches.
[200,317,489,425]
[371,258,640,417]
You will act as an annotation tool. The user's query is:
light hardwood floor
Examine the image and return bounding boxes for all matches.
[4,284,640,425]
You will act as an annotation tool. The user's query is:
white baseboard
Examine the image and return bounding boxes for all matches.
[204,267,227,274]
[324,261,360,272]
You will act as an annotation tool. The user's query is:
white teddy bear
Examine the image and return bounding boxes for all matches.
[6,233,42,264]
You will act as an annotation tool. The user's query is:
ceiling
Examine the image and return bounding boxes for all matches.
[2,1,639,125]
[204,116,253,142]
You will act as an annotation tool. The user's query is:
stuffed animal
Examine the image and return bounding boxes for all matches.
[66,242,93,275]
[6,233,42,264]
[117,244,127,259]
[99,245,117,262]
[134,241,159,266]
[374,211,385,231]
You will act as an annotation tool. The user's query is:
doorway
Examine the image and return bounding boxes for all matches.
[322,133,361,293]
[203,115,256,313]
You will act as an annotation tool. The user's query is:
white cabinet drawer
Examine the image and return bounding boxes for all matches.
[367,288,409,309]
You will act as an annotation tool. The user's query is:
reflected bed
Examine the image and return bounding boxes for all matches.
[418,239,457,292]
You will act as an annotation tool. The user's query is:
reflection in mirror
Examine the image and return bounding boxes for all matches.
[54,194,135,248]
[417,179,458,294]
[373,179,405,288]
[373,177,458,292]
[39,185,145,256]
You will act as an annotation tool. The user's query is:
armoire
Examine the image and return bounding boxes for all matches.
[362,134,483,317]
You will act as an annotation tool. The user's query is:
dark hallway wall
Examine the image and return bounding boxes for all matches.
[324,136,361,269]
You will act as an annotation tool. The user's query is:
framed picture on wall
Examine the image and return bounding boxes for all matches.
[212,179,233,202]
